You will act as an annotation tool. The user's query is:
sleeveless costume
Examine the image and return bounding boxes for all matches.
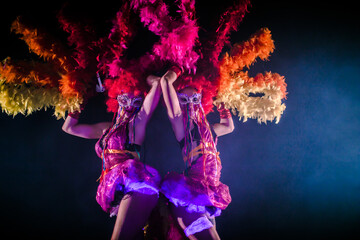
[95,109,161,216]
[160,104,231,218]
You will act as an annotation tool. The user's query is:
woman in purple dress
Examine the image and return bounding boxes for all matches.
[62,74,162,240]
[160,67,234,240]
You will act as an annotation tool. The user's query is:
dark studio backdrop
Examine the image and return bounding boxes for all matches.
[0,0,359,239]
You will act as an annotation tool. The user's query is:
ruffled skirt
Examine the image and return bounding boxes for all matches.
[96,158,161,216]
[160,155,231,217]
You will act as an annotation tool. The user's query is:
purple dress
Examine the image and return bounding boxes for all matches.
[95,116,160,216]
[160,105,231,218]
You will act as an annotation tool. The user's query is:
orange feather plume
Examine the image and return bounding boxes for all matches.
[218,27,274,92]
[11,17,74,72]
[0,58,60,87]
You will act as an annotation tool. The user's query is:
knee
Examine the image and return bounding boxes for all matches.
[183,216,213,237]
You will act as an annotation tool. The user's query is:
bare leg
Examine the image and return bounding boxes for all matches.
[111,192,158,240]
[171,204,221,240]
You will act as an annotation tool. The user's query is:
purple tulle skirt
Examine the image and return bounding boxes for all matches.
[160,155,231,217]
[96,158,160,216]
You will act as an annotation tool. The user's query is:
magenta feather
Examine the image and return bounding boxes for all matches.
[96,3,134,77]
[209,0,251,65]
[57,12,97,70]
[136,0,171,36]
[132,0,200,72]
[153,20,199,72]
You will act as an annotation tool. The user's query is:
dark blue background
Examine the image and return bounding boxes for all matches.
[0,0,359,239]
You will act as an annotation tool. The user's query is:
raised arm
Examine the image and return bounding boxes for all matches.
[160,69,185,141]
[62,115,112,139]
[136,75,162,124]
[212,103,235,137]
[131,75,162,144]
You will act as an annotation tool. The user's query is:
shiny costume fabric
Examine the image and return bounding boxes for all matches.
[95,113,160,216]
[161,105,231,217]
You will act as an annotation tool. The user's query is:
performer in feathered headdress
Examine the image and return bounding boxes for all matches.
[0,2,165,239]
[63,71,163,239]
[60,4,164,239]
[133,0,287,239]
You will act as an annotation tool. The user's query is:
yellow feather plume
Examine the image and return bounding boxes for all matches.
[0,78,81,119]
[214,71,287,124]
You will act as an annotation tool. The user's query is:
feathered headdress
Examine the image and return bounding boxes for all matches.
[0,14,98,118]
[98,0,201,113]
[214,27,287,123]
[1,0,287,123]
[133,0,287,123]
[0,3,153,117]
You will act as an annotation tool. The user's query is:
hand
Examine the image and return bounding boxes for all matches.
[162,70,178,84]
[169,65,183,77]
[217,103,231,119]
[217,102,226,111]
[68,100,86,119]
[146,75,161,86]
[68,111,81,119]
